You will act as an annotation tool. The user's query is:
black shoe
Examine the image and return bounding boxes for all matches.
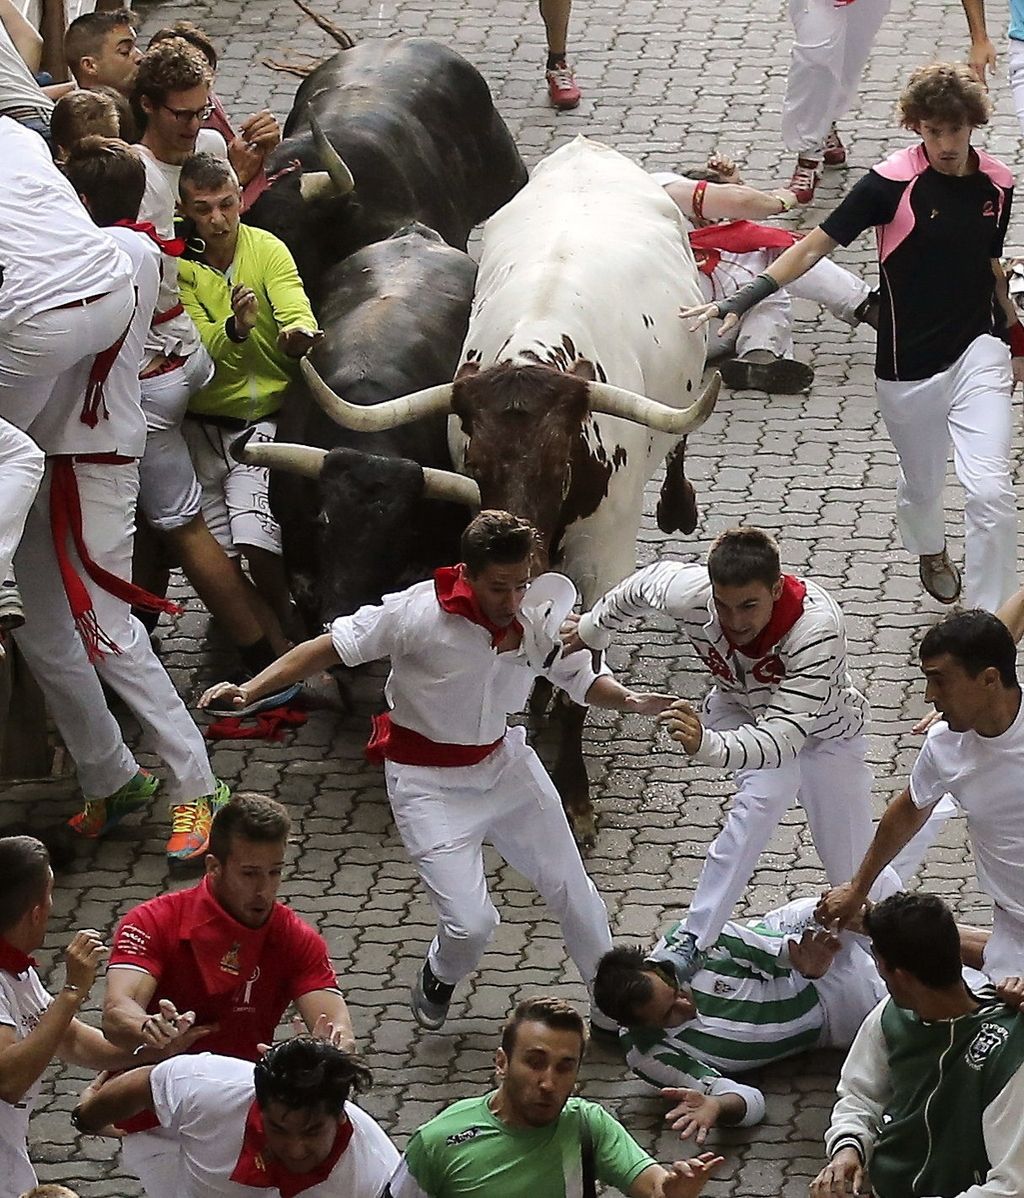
[719,351,814,394]
[410,961,454,1030]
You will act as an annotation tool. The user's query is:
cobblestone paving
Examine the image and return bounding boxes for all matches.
[6,0,1023,1192]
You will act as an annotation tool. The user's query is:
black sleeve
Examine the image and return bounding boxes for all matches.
[820,170,904,247]
[993,184,1014,257]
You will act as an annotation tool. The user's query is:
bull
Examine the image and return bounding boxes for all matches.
[298,137,718,842]
[249,36,529,301]
[235,225,480,630]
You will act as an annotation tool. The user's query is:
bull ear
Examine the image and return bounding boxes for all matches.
[571,358,597,381]
[455,361,480,380]
[450,375,474,429]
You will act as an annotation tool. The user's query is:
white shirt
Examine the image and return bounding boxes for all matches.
[578,561,867,769]
[0,117,132,334]
[910,696,1024,925]
[149,1053,399,1198]
[135,130,227,362]
[28,226,159,457]
[330,577,609,746]
[0,966,53,1196]
[15,0,99,30]
[0,14,51,117]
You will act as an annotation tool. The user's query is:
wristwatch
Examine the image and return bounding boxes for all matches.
[70,1105,87,1133]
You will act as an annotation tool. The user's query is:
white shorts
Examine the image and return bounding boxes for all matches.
[181,416,282,557]
[137,348,214,531]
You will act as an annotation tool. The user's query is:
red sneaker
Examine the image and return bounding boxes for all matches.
[787,156,820,204]
[822,125,847,167]
[546,62,581,110]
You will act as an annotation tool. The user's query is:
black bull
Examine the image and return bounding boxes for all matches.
[249,37,528,302]
[268,225,478,628]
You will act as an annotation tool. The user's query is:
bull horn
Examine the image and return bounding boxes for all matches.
[308,112,354,196]
[233,437,327,479]
[422,467,481,509]
[586,371,720,435]
[299,171,335,202]
[301,358,455,431]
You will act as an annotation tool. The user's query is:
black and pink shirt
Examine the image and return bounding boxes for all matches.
[821,144,1013,382]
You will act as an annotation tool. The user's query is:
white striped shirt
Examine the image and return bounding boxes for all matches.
[577,561,868,769]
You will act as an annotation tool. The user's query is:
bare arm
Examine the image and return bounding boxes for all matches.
[199,632,340,711]
[59,1019,158,1072]
[0,0,43,72]
[74,1065,156,1134]
[629,1154,724,1198]
[962,0,998,84]
[294,990,355,1053]
[584,674,679,717]
[816,789,931,928]
[663,178,795,223]
[996,585,1024,644]
[958,923,991,971]
[102,967,214,1056]
[762,227,839,289]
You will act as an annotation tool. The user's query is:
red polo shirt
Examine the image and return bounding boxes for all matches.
[109,877,338,1061]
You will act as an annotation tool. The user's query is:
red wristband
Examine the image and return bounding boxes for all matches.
[1009,322,1024,358]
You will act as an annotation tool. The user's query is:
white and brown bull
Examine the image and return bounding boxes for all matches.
[300,136,717,841]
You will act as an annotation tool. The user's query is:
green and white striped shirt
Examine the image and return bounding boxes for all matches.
[620,917,826,1126]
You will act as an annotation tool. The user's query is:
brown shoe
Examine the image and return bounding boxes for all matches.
[919,550,962,604]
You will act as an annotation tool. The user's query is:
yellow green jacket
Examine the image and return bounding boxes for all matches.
[179,224,315,421]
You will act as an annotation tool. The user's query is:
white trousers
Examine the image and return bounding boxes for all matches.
[1006,40,1024,139]
[121,1126,181,1198]
[385,725,613,987]
[701,249,870,359]
[13,467,138,798]
[875,334,1017,613]
[781,0,891,156]
[0,281,136,432]
[73,461,215,801]
[0,419,44,582]
[685,694,945,949]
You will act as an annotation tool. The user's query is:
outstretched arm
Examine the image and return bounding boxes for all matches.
[962,0,998,84]
[199,633,339,710]
[663,177,796,223]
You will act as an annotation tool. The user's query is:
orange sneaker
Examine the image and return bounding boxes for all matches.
[165,779,230,862]
[68,769,160,838]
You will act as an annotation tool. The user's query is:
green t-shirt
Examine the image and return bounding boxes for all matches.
[389,1093,656,1198]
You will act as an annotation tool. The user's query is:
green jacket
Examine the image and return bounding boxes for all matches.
[179,224,315,422]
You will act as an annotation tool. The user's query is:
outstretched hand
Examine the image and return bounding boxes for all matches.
[661,1088,723,1144]
[678,302,738,336]
[661,1151,725,1198]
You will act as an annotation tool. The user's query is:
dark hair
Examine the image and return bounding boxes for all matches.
[94,84,137,142]
[500,996,587,1058]
[179,152,237,198]
[147,20,217,70]
[706,527,782,589]
[51,90,119,158]
[461,510,537,576]
[919,610,1018,688]
[63,135,145,225]
[0,837,51,933]
[899,61,990,129]
[131,38,211,130]
[254,1037,372,1118]
[593,946,659,1025]
[208,793,290,862]
[864,892,962,988]
[65,8,135,73]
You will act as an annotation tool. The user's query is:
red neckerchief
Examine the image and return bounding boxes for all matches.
[206,705,308,742]
[49,458,181,661]
[230,1102,353,1197]
[723,575,808,659]
[689,222,801,277]
[186,877,275,998]
[434,565,523,647]
[113,220,186,257]
[0,938,36,977]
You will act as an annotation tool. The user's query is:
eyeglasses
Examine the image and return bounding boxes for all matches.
[160,101,214,125]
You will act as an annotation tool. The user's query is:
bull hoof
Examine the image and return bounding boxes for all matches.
[571,810,597,852]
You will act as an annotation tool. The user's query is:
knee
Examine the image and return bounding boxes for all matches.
[965,472,1016,523]
[442,902,499,949]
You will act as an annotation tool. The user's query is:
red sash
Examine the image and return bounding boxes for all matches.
[689,221,800,277]
[366,712,503,767]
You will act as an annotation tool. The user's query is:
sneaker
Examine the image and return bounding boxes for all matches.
[165,778,231,862]
[0,580,24,631]
[648,930,704,984]
[787,156,820,204]
[546,61,581,110]
[919,550,962,604]
[410,961,454,1030]
[68,768,160,838]
[822,124,847,167]
[719,350,814,394]
[203,681,303,718]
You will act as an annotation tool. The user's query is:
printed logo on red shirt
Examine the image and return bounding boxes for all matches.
[114,925,151,957]
[220,942,242,977]
[751,654,786,685]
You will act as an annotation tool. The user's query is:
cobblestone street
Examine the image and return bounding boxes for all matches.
[6,0,1023,1192]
